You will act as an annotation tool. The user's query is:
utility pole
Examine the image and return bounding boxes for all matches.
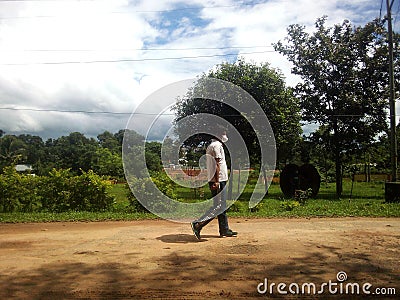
[387,0,397,182]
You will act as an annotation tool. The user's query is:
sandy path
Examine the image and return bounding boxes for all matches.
[0,218,399,299]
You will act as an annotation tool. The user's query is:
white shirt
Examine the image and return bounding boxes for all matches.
[206,139,228,182]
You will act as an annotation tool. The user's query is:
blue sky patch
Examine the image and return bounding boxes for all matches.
[145,5,212,47]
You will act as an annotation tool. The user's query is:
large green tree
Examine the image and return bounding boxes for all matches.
[0,135,26,171]
[92,147,123,178]
[17,134,46,173]
[174,59,302,167]
[97,131,120,153]
[46,132,98,173]
[274,17,392,197]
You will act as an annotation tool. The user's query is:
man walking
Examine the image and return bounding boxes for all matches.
[191,128,238,240]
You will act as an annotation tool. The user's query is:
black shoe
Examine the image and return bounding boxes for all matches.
[220,229,238,237]
[191,222,201,240]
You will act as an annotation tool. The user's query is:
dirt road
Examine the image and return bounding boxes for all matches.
[0,218,399,299]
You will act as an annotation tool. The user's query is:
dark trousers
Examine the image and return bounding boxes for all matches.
[194,181,229,234]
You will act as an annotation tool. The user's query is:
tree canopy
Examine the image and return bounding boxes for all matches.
[173,59,302,166]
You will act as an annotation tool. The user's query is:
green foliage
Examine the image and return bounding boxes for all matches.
[227,200,263,213]
[70,170,115,211]
[294,188,313,205]
[0,166,40,212]
[227,200,246,213]
[280,200,300,211]
[121,138,163,178]
[126,178,152,213]
[0,135,26,172]
[0,168,114,213]
[145,142,163,172]
[126,171,177,213]
[92,147,124,178]
[0,211,157,223]
[38,169,73,212]
[46,132,99,174]
[17,134,46,173]
[97,131,121,153]
[38,169,115,212]
[0,129,158,178]
[173,59,302,165]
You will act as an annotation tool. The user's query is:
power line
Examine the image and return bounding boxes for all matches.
[0,107,270,117]
[0,107,398,119]
[0,50,275,66]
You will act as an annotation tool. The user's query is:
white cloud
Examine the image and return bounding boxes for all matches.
[0,0,389,139]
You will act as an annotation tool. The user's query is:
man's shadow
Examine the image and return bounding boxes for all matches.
[156,234,220,244]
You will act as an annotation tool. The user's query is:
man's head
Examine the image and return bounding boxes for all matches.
[215,126,228,143]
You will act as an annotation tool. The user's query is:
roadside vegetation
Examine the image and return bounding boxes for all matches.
[0,169,398,223]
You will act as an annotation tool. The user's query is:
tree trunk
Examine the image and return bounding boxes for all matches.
[333,120,343,198]
[335,151,342,198]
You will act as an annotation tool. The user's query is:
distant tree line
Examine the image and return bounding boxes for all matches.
[0,129,166,178]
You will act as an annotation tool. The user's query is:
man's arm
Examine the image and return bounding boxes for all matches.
[211,157,221,190]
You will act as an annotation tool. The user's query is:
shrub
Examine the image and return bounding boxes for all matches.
[18,173,40,212]
[280,200,300,211]
[0,166,40,212]
[227,200,263,213]
[127,171,177,213]
[294,188,313,205]
[38,169,73,212]
[69,170,115,211]
[0,168,114,213]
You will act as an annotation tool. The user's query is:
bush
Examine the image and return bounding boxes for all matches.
[126,178,152,213]
[127,171,177,213]
[0,166,40,212]
[280,200,300,211]
[0,168,114,213]
[38,169,73,212]
[227,200,263,213]
[70,170,115,211]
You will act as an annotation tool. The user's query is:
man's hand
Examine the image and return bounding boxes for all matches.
[210,182,220,191]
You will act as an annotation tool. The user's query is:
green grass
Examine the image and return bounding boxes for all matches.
[110,183,129,203]
[0,179,399,223]
[225,179,399,218]
[0,211,157,223]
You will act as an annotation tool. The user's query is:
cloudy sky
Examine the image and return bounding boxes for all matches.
[0,0,397,140]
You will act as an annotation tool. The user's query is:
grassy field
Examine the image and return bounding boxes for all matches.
[0,176,399,223]
[217,179,398,218]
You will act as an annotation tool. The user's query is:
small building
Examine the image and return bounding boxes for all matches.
[15,164,33,173]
